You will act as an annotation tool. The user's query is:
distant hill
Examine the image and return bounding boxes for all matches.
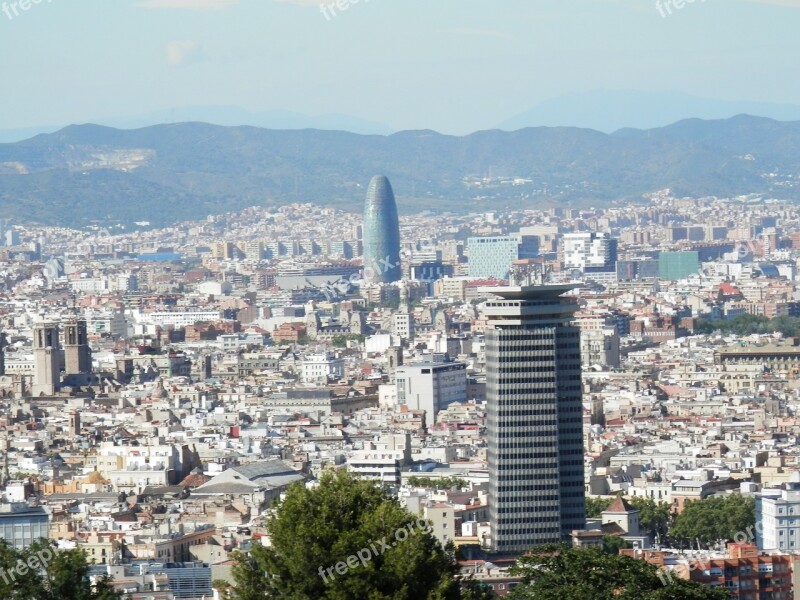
[498,90,800,133]
[0,115,799,228]
[0,107,394,143]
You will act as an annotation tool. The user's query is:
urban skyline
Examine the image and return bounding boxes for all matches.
[2,1,799,597]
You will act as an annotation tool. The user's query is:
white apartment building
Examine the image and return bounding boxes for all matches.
[130,308,222,328]
[562,232,617,271]
[757,484,800,551]
[70,278,109,293]
[299,352,345,384]
[84,308,128,338]
[580,327,621,368]
[348,433,412,485]
[393,313,414,340]
[395,362,467,423]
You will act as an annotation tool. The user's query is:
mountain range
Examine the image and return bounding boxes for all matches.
[1,114,799,229]
[498,90,800,133]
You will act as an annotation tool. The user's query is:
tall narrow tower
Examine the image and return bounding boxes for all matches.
[362,175,401,284]
[0,332,6,376]
[481,284,585,554]
[69,411,81,437]
[63,319,92,375]
[31,322,61,396]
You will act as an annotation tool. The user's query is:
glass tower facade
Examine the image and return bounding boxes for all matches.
[363,175,401,284]
[482,284,585,554]
[658,251,700,280]
[468,236,520,280]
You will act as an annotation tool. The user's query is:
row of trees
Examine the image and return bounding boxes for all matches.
[585,495,671,540]
[406,476,469,490]
[508,546,729,599]
[585,493,755,548]
[222,472,734,599]
[696,314,800,337]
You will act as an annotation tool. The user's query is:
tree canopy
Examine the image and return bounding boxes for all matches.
[627,496,672,541]
[331,335,365,348]
[227,470,488,600]
[585,496,615,518]
[406,476,468,491]
[0,539,124,600]
[695,314,800,337]
[585,496,672,540]
[508,545,729,600]
[669,494,755,547]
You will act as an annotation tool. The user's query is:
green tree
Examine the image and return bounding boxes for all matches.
[331,335,364,348]
[406,476,468,491]
[0,539,125,600]
[602,535,631,555]
[229,470,478,600]
[669,495,755,547]
[627,496,673,541]
[585,496,615,518]
[695,314,800,337]
[509,545,729,600]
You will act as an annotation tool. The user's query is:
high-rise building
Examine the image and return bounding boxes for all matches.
[658,251,700,280]
[481,284,585,553]
[468,236,519,280]
[5,229,20,247]
[561,232,617,272]
[362,175,401,284]
[616,259,659,281]
[467,234,540,280]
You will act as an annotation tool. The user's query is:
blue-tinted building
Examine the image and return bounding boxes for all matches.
[468,236,518,279]
[410,262,455,294]
[0,503,49,549]
[410,262,454,282]
[467,234,539,280]
[658,251,700,280]
[362,175,401,284]
[616,258,659,281]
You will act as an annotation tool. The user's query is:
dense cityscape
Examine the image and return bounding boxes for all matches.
[0,177,798,597]
[4,1,800,599]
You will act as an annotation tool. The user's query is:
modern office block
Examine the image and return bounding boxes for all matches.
[658,251,700,280]
[481,284,585,553]
[468,236,519,279]
[562,232,618,272]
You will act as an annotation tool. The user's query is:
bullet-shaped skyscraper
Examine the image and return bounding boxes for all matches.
[362,175,401,284]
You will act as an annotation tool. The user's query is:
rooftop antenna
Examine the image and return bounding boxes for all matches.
[510,264,549,286]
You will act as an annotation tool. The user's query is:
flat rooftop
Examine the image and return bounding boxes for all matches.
[478,284,578,300]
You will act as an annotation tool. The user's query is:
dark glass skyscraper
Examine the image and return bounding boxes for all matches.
[481,283,585,554]
[363,175,401,284]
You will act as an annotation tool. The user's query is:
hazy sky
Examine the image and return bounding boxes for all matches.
[1,0,800,134]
